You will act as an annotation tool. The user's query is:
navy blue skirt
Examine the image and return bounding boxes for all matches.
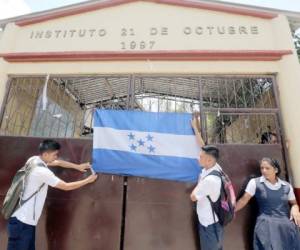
[254,215,300,250]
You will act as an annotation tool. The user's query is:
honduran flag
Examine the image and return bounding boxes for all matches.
[92,109,201,182]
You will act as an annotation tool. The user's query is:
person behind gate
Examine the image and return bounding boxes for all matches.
[5,139,97,250]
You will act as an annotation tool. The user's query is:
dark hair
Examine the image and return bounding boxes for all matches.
[261,157,281,176]
[261,132,277,144]
[201,145,219,160]
[39,139,61,153]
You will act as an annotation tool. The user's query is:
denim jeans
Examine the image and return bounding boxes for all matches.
[7,217,36,250]
[199,222,224,250]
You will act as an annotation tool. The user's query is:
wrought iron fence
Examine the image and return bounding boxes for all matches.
[0,75,279,144]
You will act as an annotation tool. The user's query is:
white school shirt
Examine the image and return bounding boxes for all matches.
[245,176,296,200]
[193,163,222,227]
[12,156,61,226]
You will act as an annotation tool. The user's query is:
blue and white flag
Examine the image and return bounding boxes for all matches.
[92,109,201,182]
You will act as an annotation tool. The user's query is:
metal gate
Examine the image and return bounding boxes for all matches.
[0,74,286,250]
[0,75,281,145]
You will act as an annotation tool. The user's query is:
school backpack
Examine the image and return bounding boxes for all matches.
[1,158,45,220]
[206,170,236,226]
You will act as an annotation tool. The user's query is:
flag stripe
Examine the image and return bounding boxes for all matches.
[93,148,200,183]
[93,127,199,159]
[94,109,194,135]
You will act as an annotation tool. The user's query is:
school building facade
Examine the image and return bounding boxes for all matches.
[0,0,300,249]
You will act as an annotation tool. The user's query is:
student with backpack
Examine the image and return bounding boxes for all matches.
[2,139,97,250]
[190,117,235,250]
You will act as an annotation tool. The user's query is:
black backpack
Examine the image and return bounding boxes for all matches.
[206,170,236,226]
